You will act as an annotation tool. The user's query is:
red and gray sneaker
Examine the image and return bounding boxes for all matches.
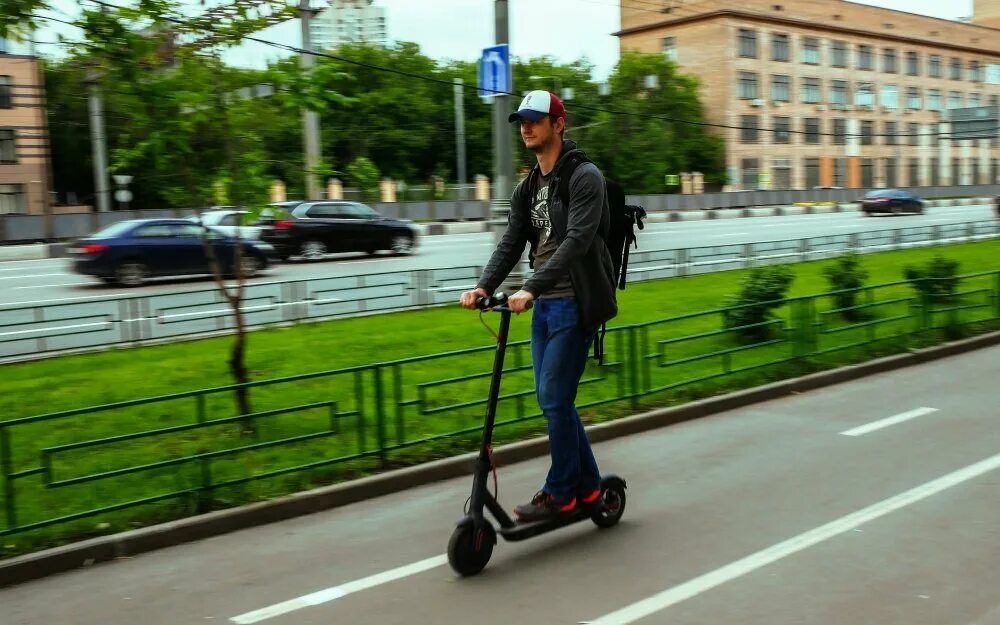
[514,490,577,522]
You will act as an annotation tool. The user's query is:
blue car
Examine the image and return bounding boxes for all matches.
[70,219,274,287]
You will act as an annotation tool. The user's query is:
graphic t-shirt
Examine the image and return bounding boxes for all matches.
[529,170,574,298]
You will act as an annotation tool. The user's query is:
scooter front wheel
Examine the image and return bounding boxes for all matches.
[591,482,627,528]
[447,521,496,576]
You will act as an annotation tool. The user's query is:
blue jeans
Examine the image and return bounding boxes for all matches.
[531,297,601,499]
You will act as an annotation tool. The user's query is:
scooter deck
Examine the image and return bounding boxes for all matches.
[498,504,596,542]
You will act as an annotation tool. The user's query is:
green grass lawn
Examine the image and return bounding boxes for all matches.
[1,240,998,557]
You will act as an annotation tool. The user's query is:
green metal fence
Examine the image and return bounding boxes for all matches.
[2,271,998,545]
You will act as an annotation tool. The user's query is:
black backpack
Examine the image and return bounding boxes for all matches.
[556,153,646,361]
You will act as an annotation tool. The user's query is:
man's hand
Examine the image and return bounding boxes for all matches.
[508,289,535,313]
[459,288,490,310]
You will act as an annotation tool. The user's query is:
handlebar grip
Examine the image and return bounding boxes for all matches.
[475,292,507,310]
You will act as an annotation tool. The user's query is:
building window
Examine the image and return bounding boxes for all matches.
[883,48,897,73]
[830,80,849,107]
[928,55,942,78]
[952,158,962,185]
[741,115,760,143]
[948,91,962,109]
[858,45,873,70]
[908,158,919,187]
[886,158,898,188]
[969,60,983,82]
[662,37,677,61]
[908,122,920,146]
[993,159,999,184]
[805,158,820,188]
[741,159,760,188]
[927,89,942,111]
[773,160,792,189]
[906,51,920,76]
[832,118,846,145]
[773,116,791,143]
[855,82,874,108]
[738,72,759,99]
[969,93,982,107]
[771,74,790,102]
[0,184,26,214]
[0,129,16,163]
[801,77,821,104]
[834,158,847,187]
[738,29,758,58]
[801,37,820,65]
[950,57,962,80]
[988,63,1000,85]
[831,40,848,68]
[862,159,875,188]
[0,76,11,109]
[880,84,898,109]
[861,121,874,145]
[907,87,921,110]
[771,33,789,62]
[804,118,820,144]
[930,158,940,186]
[884,121,898,146]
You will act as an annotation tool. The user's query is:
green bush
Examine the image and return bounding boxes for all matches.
[903,255,961,304]
[346,156,381,201]
[722,265,796,341]
[823,253,870,321]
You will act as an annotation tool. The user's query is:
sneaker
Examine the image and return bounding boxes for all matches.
[514,490,577,522]
[578,488,601,506]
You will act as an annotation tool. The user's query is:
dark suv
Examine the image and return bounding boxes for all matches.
[260,201,418,261]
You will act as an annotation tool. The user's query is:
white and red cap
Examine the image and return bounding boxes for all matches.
[508,90,567,123]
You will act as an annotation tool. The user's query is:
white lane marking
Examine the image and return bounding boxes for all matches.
[15,282,94,289]
[0,273,68,281]
[0,264,65,273]
[589,452,1000,625]
[840,407,939,437]
[229,554,448,624]
[714,232,749,238]
[0,258,66,266]
[0,293,135,307]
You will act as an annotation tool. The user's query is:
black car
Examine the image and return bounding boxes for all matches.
[259,201,419,261]
[70,219,274,287]
[860,189,925,216]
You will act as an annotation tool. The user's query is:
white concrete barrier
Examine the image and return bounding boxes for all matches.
[0,244,47,261]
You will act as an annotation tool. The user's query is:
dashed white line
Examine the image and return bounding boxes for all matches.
[840,407,939,437]
[14,282,95,289]
[229,555,448,624]
[587,452,1000,625]
[0,273,68,281]
[0,293,135,307]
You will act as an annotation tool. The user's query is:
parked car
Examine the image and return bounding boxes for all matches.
[69,219,274,287]
[186,209,263,240]
[259,200,419,261]
[859,189,925,216]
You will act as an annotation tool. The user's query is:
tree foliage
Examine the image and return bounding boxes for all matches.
[40,10,726,209]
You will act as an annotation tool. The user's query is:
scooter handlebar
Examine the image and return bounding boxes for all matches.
[474,292,533,312]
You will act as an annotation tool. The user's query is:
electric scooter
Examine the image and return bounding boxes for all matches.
[447,292,627,576]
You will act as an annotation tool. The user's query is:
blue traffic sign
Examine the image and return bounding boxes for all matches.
[478,44,510,99]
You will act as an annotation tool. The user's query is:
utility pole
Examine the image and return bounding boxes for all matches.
[86,67,111,213]
[491,0,518,293]
[454,78,467,200]
[299,0,322,200]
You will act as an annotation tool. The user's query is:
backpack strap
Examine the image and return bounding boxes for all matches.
[592,322,607,365]
[556,152,592,210]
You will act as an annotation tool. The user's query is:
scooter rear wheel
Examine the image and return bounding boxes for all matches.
[591,483,626,528]
[447,522,496,576]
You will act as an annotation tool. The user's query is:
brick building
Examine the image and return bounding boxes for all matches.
[0,40,49,215]
[616,0,1000,190]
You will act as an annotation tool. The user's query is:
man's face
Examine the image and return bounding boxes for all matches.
[519,116,563,152]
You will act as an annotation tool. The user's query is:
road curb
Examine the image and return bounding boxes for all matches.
[2,328,999,588]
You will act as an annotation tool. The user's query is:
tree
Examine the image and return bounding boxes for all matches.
[346,156,380,200]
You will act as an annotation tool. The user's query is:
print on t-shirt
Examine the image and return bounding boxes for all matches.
[530,182,553,250]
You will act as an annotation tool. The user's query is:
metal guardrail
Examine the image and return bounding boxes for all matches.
[1,270,998,541]
[0,219,997,361]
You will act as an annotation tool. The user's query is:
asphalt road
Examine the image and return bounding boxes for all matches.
[0,204,994,307]
[2,345,997,625]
